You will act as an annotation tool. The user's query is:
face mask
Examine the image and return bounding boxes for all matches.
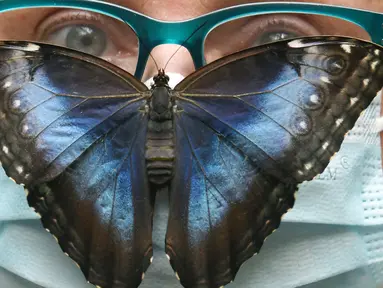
[376,116,383,133]
[0,75,382,288]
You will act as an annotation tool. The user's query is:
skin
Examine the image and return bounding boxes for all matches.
[0,0,381,161]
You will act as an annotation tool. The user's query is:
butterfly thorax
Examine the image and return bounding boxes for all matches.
[145,70,175,185]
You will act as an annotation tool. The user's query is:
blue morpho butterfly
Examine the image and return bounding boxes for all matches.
[0,36,382,288]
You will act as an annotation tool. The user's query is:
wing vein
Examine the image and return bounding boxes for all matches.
[177,96,285,171]
[30,82,142,99]
[176,112,230,205]
[31,97,90,140]
[179,78,298,98]
[104,115,144,269]
[42,98,145,172]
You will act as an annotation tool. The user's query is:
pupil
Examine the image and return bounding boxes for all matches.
[81,35,93,47]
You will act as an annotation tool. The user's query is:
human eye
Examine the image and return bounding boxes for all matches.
[35,9,139,73]
[44,23,109,57]
[249,16,313,46]
[204,13,369,63]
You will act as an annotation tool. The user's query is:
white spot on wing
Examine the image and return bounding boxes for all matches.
[350,97,358,106]
[304,162,313,170]
[3,81,12,88]
[2,145,9,154]
[166,254,170,261]
[299,120,308,130]
[322,141,330,150]
[320,76,331,84]
[310,94,320,104]
[341,44,352,53]
[335,117,344,127]
[371,60,379,71]
[288,39,304,48]
[16,165,23,174]
[12,99,21,108]
[374,49,381,56]
[24,43,40,52]
[22,124,29,134]
[150,256,153,263]
[363,79,370,87]
[175,272,180,280]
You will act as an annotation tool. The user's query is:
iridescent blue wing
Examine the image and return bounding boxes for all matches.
[167,37,383,287]
[0,42,152,288]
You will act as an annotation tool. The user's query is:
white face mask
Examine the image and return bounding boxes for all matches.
[0,76,382,288]
[376,114,383,133]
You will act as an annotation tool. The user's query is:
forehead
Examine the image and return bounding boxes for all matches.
[107,0,378,10]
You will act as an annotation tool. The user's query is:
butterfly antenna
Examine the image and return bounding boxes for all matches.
[163,20,208,71]
[122,19,159,72]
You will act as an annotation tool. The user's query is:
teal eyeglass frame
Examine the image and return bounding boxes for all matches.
[1,0,383,79]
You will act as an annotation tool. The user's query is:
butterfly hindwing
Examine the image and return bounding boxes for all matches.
[167,110,297,287]
[0,42,152,287]
[28,112,152,287]
[166,37,383,287]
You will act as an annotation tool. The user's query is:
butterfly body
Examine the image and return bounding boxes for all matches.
[146,69,175,185]
[0,37,382,288]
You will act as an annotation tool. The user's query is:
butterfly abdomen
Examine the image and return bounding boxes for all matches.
[145,86,175,185]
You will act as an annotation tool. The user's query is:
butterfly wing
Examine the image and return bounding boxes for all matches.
[0,42,152,287]
[166,37,383,287]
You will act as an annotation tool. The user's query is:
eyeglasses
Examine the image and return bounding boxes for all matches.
[1,0,383,79]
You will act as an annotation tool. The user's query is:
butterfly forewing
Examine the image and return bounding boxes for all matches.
[0,41,153,288]
[167,37,383,287]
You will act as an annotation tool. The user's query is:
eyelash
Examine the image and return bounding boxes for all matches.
[204,14,321,63]
[246,15,320,42]
[35,8,141,57]
[36,10,106,39]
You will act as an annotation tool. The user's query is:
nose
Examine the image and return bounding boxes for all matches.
[142,44,195,81]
